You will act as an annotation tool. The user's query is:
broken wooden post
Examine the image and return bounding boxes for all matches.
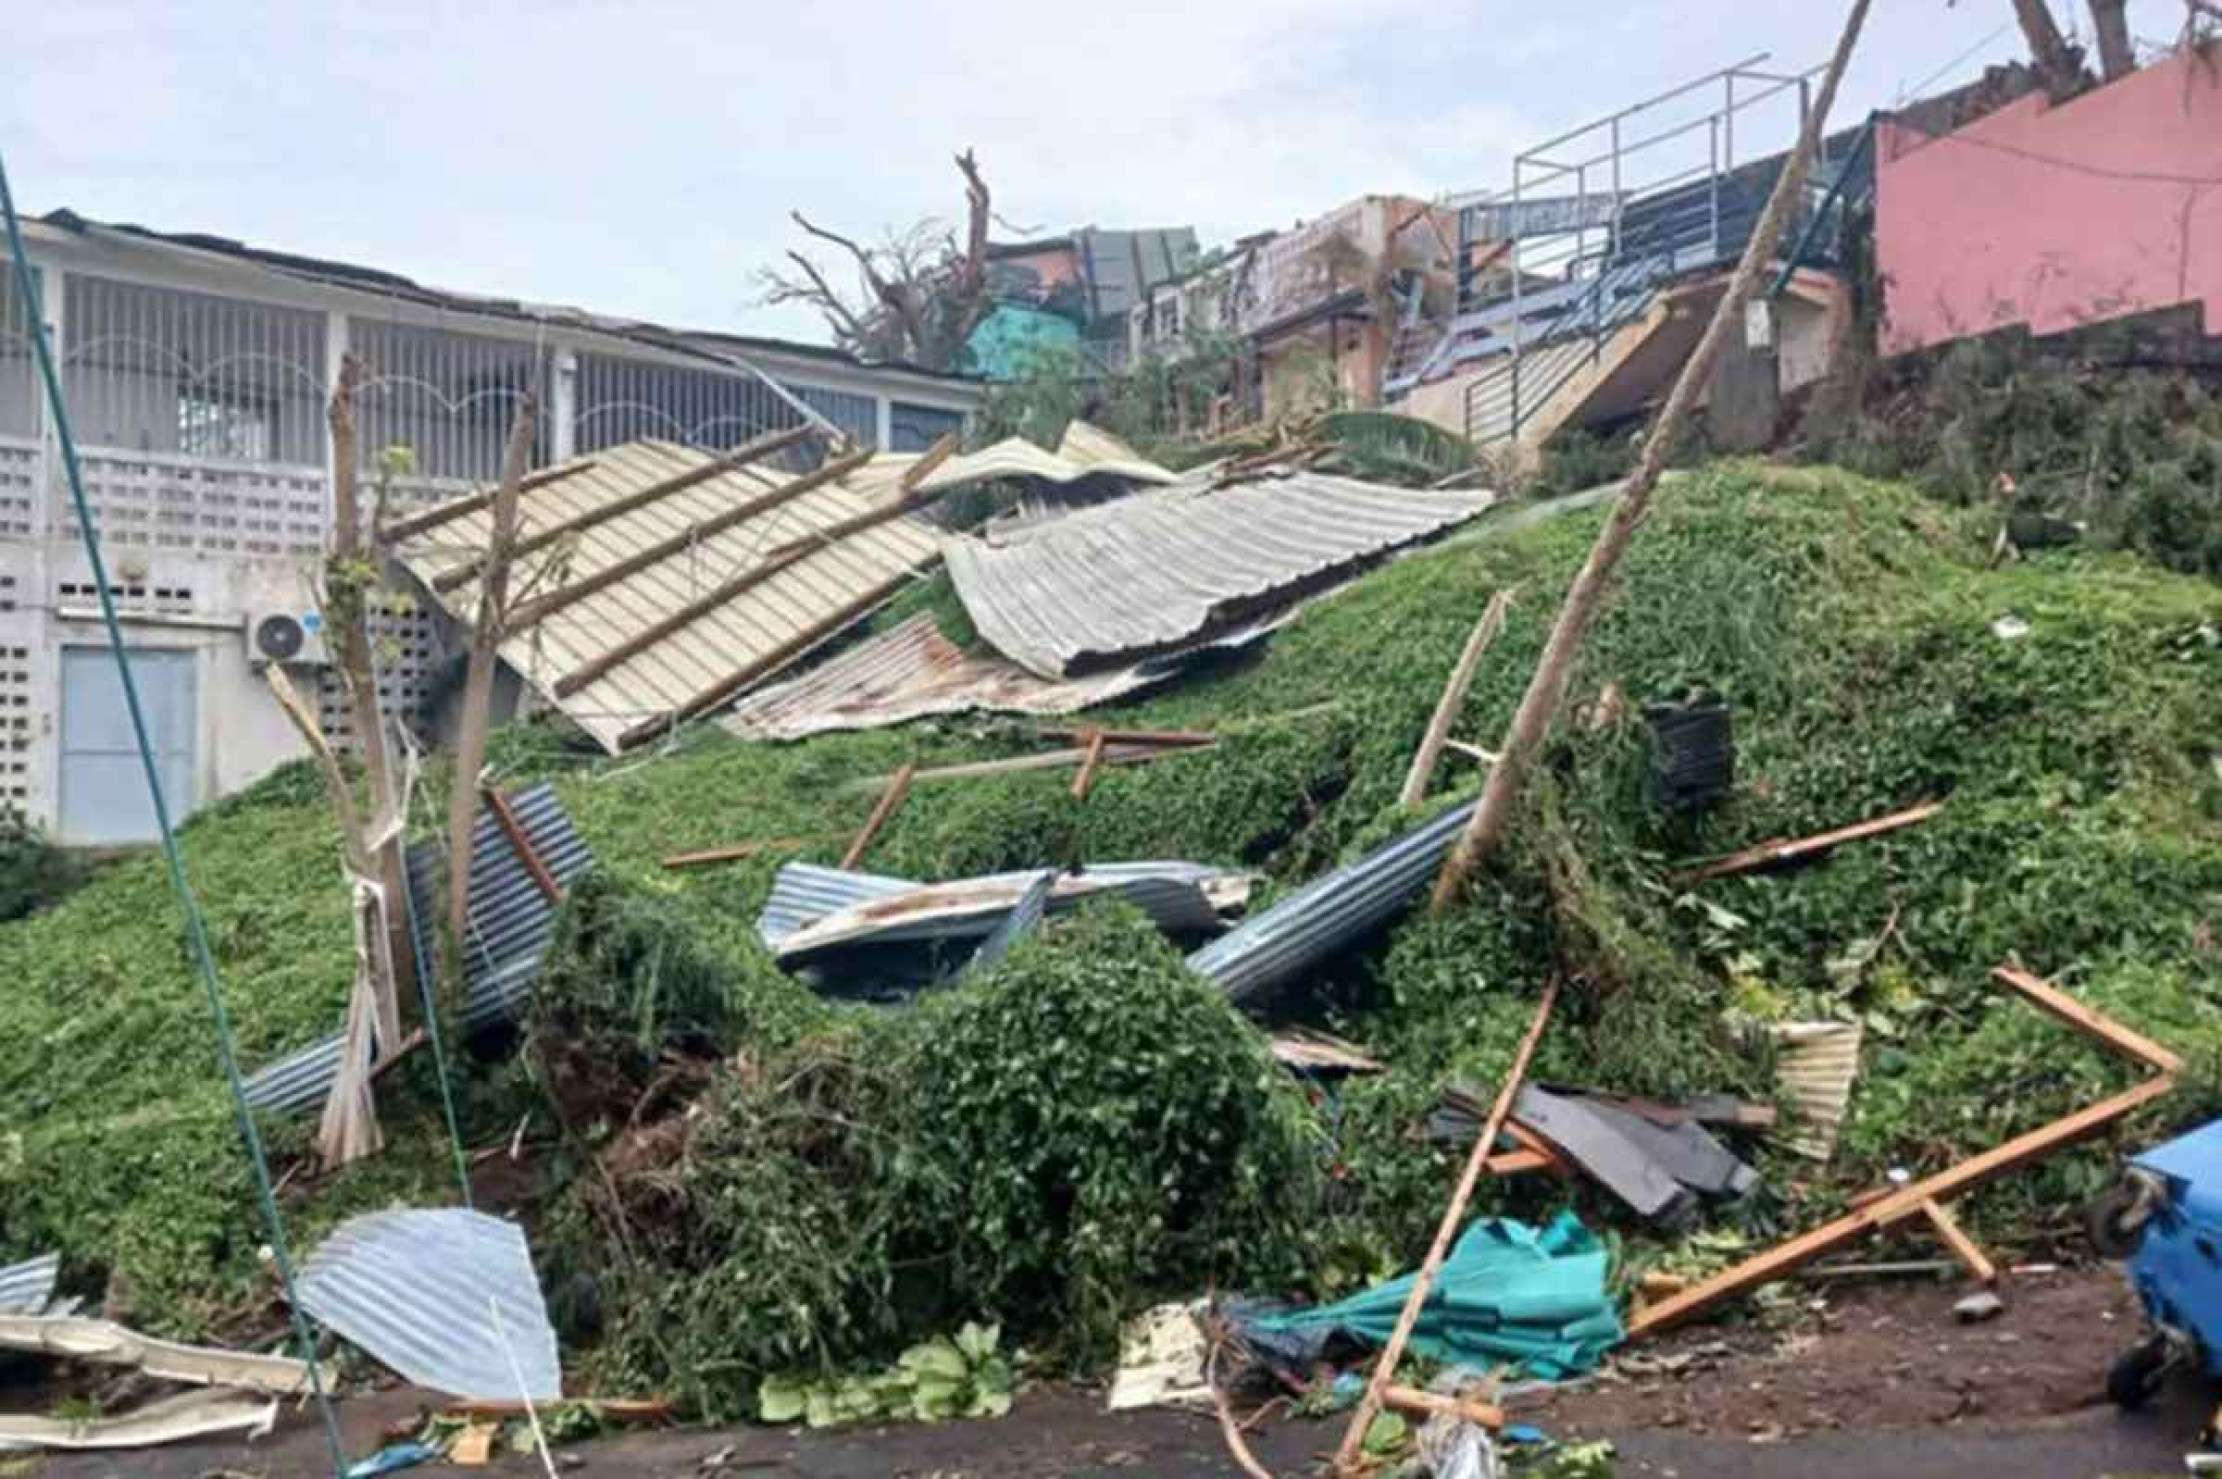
[1332,980,1558,1473]
[1398,589,1513,808]
[1428,0,1874,913]
[841,762,916,869]
[1918,1198,1997,1284]
[1669,799,1943,886]
[1070,728,1109,800]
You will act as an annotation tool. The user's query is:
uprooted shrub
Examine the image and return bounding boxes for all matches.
[525,871,746,1129]
[545,904,1324,1420]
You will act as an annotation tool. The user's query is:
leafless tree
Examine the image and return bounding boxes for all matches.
[758,151,994,374]
[1991,0,2136,93]
[445,395,538,960]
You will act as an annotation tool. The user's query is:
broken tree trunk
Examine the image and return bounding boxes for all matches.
[324,356,409,1046]
[2012,0,2088,94]
[1428,0,1873,913]
[1331,980,1558,1474]
[445,394,539,971]
[1398,589,1513,808]
[2087,0,2135,80]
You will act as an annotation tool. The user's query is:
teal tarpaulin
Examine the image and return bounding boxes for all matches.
[1246,1211,1623,1379]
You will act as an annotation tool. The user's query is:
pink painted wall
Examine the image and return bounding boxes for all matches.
[1876,48,2222,355]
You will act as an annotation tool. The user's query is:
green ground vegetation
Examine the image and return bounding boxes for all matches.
[0,462,2216,1409]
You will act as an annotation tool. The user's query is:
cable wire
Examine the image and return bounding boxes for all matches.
[0,153,350,1477]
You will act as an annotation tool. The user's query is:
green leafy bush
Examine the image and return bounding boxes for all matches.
[0,809,83,923]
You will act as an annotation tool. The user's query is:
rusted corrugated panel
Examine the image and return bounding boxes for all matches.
[297,1209,558,1400]
[1770,1021,1863,1161]
[242,783,590,1117]
[722,615,1173,741]
[0,1253,58,1315]
[946,471,1494,678]
[395,441,940,752]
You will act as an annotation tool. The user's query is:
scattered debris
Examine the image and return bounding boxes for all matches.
[344,1441,444,1476]
[1646,699,1737,813]
[945,469,1493,679]
[0,1253,58,1315]
[1108,1303,1211,1412]
[1670,800,1944,886]
[1237,1210,1622,1382]
[1269,1029,1385,1076]
[0,1387,277,1452]
[839,761,916,868]
[1508,1085,1758,1226]
[1768,1021,1865,1162]
[1399,589,1515,807]
[297,1209,561,1400]
[243,784,592,1118]
[1954,1291,2005,1323]
[0,1313,309,1392]
[1629,965,2181,1337]
[722,613,1270,741]
[1991,614,2031,640]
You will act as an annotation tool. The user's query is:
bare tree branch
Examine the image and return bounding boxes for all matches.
[2088,0,2135,79]
[2009,0,2090,94]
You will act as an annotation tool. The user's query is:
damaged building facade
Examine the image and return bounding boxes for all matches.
[0,213,980,843]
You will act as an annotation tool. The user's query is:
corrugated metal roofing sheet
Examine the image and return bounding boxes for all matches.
[1770,1021,1863,1162]
[296,1209,559,1401]
[242,783,590,1118]
[722,614,1187,741]
[917,421,1177,496]
[0,1254,58,1316]
[1190,799,1475,1010]
[394,440,942,752]
[760,860,1253,962]
[946,471,1495,677]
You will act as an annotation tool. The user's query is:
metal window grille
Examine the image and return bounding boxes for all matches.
[350,318,548,501]
[793,384,877,446]
[0,267,39,443]
[889,401,965,452]
[572,351,811,454]
[62,274,326,466]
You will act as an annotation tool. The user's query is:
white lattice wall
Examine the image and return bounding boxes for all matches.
[62,451,327,558]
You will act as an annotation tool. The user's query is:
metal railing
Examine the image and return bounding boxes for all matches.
[1439,53,1839,444]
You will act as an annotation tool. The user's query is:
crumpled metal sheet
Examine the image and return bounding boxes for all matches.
[964,870,1055,977]
[1771,1020,1863,1161]
[1190,800,1475,1010]
[764,861,1252,962]
[0,1388,277,1453]
[297,1209,559,1401]
[945,470,1494,678]
[241,783,591,1118]
[0,1253,58,1316]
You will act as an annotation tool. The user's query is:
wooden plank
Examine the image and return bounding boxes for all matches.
[613,564,926,749]
[1381,1385,1503,1429]
[844,741,1212,791]
[840,763,915,869]
[1991,965,2184,1075]
[377,456,598,544]
[1035,726,1216,749]
[431,426,816,593]
[1627,1074,2174,1338]
[506,444,877,634]
[1919,1197,1997,1284]
[1670,800,1943,886]
[1483,1148,1556,1177]
[659,837,820,871]
[481,786,563,905]
[1070,728,1109,800]
[1333,981,1558,1471]
[1399,589,1513,807]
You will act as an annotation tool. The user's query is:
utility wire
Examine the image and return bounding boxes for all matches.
[0,152,350,1477]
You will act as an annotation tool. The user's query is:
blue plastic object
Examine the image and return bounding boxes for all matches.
[2125,1118,2222,1379]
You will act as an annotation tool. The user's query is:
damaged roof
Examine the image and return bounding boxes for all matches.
[392,435,943,752]
[946,470,1495,678]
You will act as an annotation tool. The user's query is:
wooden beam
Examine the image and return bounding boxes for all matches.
[1381,1385,1503,1430]
[1399,589,1513,808]
[1919,1198,1997,1284]
[1333,981,1557,1472]
[553,541,816,697]
[1070,728,1108,800]
[1670,800,1943,886]
[1629,1074,2173,1337]
[840,763,915,869]
[843,741,1210,790]
[481,786,563,905]
[1991,965,2185,1076]
[506,444,876,634]
[1483,1148,1557,1177]
[757,469,953,564]
[1034,726,1216,749]
[431,426,817,593]
[659,837,822,871]
[377,457,598,545]
[612,563,924,749]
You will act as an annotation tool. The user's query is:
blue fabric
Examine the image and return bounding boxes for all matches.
[1243,1212,1624,1380]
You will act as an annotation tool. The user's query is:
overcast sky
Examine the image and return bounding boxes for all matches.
[2,1,2186,344]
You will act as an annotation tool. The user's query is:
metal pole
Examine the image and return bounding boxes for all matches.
[1610,119,1623,260]
[1709,118,1722,254]
[1510,155,1524,437]
[1725,73,1736,170]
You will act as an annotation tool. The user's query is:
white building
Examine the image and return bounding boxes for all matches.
[0,211,981,845]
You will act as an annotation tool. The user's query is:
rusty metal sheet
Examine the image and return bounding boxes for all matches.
[946,470,1494,678]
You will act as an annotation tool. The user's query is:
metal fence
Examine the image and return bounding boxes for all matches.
[351,318,548,494]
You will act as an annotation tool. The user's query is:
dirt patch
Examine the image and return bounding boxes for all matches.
[1512,1265,2144,1442]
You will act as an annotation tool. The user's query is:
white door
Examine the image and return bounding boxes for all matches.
[58,646,197,846]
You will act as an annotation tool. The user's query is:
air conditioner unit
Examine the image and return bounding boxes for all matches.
[244,608,331,666]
